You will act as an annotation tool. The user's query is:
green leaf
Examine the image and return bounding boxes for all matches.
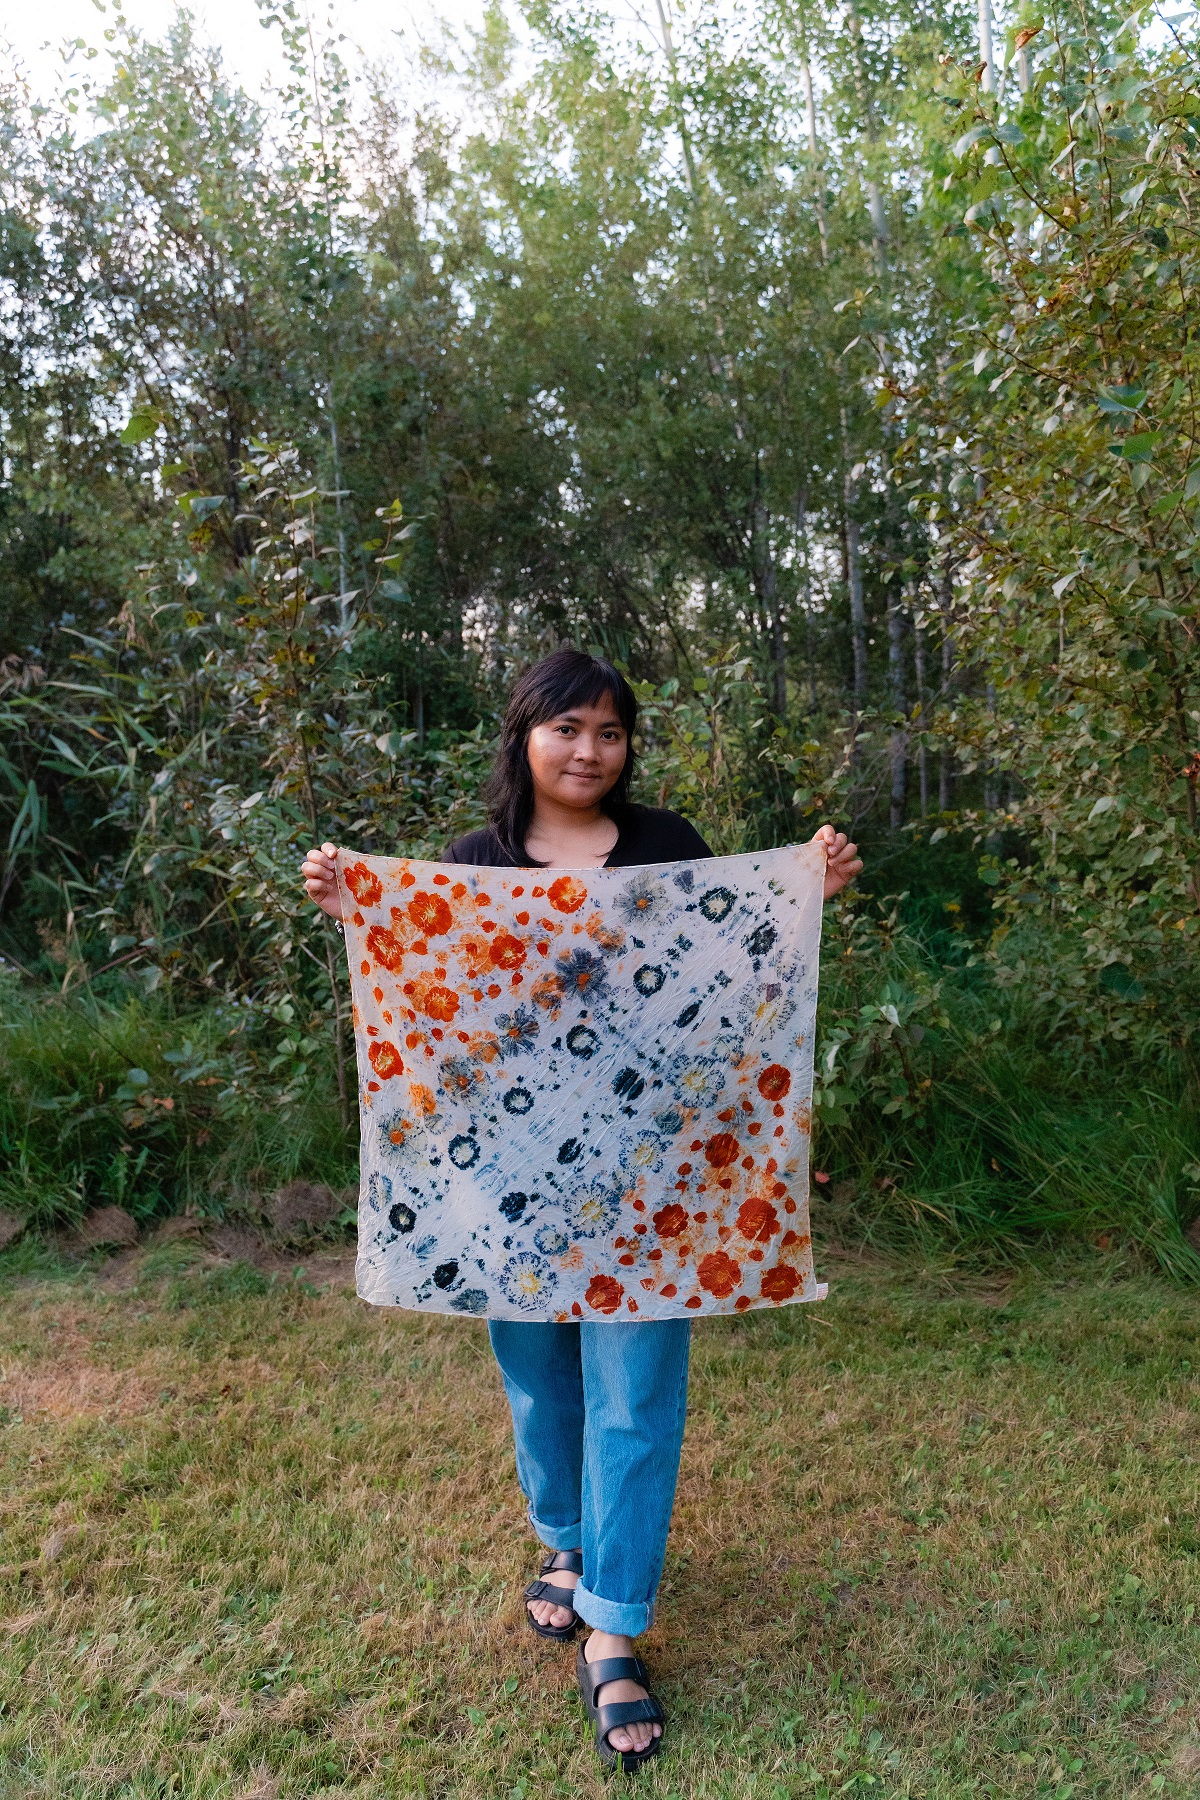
[1099,964,1145,1000]
[992,123,1025,144]
[188,494,227,520]
[120,410,162,445]
[47,734,86,769]
[1120,431,1160,462]
[953,124,991,158]
[1184,463,1200,500]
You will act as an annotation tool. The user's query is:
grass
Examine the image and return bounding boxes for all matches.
[2,1238,1199,1798]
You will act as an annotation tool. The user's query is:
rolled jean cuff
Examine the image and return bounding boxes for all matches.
[530,1511,584,1553]
[572,1582,652,1637]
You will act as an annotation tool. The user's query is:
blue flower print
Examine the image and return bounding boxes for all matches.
[448,1133,481,1169]
[745,920,778,958]
[633,964,665,996]
[496,1005,539,1057]
[378,1113,428,1168]
[565,1181,622,1239]
[616,874,667,924]
[738,980,796,1036]
[566,1024,599,1059]
[534,1224,570,1256]
[499,1191,529,1222]
[499,1253,556,1312]
[699,886,735,922]
[612,1066,646,1101]
[669,1054,724,1106]
[502,1084,534,1114]
[368,1171,392,1211]
[622,1133,666,1176]
[556,947,609,1002]
[450,1288,489,1315]
[388,1200,416,1235]
[440,1055,479,1099]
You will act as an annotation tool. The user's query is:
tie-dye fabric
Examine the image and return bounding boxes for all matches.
[337,843,826,1323]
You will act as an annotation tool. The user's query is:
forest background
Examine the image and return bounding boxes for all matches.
[1,0,1199,1274]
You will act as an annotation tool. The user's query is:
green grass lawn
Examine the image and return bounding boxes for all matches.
[2,1237,1199,1799]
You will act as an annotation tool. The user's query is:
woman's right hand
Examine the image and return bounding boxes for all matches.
[301,842,344,921]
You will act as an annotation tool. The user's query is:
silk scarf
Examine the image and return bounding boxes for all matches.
[338,843,826,1322]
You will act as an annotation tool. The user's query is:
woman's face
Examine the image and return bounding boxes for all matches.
[526,698,628,811]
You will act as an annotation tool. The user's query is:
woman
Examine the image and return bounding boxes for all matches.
[302,649,861,1770]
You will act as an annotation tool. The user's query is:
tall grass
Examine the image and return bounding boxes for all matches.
[819,1032,1200,1278]
[0,974,355,1229]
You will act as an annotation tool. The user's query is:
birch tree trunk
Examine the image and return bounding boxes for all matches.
[912,595,929,817]
[939,550,955,811]
[755,499,788,723]
[841,411,868,712]
[795,487,819,716]
[802,54,830,263]
[887,582,907,828]
[847,4,888,274]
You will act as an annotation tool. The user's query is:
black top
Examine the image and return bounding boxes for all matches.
[443,804,714,870]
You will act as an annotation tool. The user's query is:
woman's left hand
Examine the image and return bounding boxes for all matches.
[810,825,863,902]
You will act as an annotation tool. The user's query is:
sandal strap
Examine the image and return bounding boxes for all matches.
[582,1655,647,1697]
[540,1549,583,1577]
[524,1578,578,1610]
[597,1696,664,1741]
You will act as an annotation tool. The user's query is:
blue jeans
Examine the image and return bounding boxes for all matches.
[488,1319,691,1637]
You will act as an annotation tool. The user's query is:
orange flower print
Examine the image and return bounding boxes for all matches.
[735,1196,780,1243]
[697,1251,742,1298]
[547,875,588,914]
[408,1081,438,1115]
[585,913,626,951]
[344,861,383,907]
[704,1132,740,1169]
[454,931,495,979]
[366,924,404,972]
[422,984,460,1023]
[757,1063,791,1101]
[530,974,565,1015]
[489,932,527,971]
[760,1263,802,1303]
[585,1274,625,1314]
[407,890,453,935]
[368,1040,404,1080]
[652,1202,690,1239]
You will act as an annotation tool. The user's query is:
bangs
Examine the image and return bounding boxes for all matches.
[528,658,631,727]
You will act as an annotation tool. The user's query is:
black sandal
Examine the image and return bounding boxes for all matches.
[575,1640,665,1771]
[523,1549,583,1641]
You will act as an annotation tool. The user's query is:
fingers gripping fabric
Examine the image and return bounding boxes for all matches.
[336,844,828,1323]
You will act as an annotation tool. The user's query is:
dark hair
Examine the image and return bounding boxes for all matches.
[485,650,638,863]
